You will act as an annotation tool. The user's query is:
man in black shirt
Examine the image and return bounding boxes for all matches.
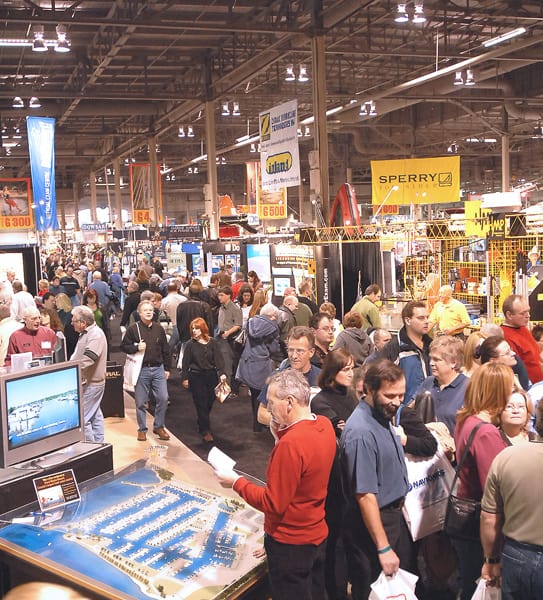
[60,265,82,307]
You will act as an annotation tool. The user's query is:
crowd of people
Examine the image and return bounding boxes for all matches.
[2,252,542,600]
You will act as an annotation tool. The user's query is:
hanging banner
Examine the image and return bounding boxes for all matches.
[26,116,59,230]
[246,161,287,220]
[0,179,33,230]
[259,99,300,191]
[129,163,162,224]
[371,156,460,206]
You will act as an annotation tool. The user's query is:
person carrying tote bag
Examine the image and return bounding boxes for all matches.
[449,362,511,600]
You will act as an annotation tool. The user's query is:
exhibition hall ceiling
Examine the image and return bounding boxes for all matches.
[1,0,543,204]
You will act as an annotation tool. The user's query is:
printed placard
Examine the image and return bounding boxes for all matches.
[33,469,81,512]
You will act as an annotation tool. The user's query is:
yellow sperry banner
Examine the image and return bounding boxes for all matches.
[371,156,460,206]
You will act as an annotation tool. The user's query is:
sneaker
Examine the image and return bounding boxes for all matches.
[137,431,147,442]
[153,427,170,441]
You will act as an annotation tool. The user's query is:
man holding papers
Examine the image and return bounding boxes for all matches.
[213,368,335,600]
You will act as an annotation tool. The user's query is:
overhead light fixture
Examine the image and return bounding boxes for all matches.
[187,125,194,138]
[298,64,309,83]
[12,97,24,108]
[178,126,185,138]
[453,71,463,86]
[32,25,47,52]
[304,125,311,137]
[483,27,527,48]
[29,96,41,108]
[531,125,543,139]
[394,3,409,23]
[360,100,377,117]
[285,64,296,82]
[297,127,303,137]
[54,24,70,53]
[447,142,459,153]
[221,102,230,116]
[232,101,241,117]
[464,69,475,86]
[412,2,426,24]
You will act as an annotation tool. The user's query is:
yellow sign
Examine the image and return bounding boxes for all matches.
[259,113,271,141]
[465,200,491,237]
[133,209,150,224]
[371,156,460,205]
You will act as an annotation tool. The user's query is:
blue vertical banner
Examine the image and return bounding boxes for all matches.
[26,116,59,231]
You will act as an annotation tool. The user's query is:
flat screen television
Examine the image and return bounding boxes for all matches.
[0,362,84,469]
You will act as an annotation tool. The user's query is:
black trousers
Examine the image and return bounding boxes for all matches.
[188,369,218,434]
[264,534,328,600]
[342,503,406,600]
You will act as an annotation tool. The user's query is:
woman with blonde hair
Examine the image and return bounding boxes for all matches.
[55,292,73,327]
[462,330,485,377]
[249,288,268,318]
[453,362,511,600]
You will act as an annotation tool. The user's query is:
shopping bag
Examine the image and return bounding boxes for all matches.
[471,578,501,600]
[369,568,419,600]
[214,380,232,403]
[402,444,455,541]
[123,351,145,392]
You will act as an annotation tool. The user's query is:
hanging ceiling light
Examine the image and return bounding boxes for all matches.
[297,127,303,137]
[412,2,426,24]
[285,64,296,82]
[232,101,241,116]
[54,24,70,53]
[464,69,475,86]
[360,100,377,117]
[298,64,309,83]
[394,3,409,23]
[221,102,230,116]
[32,25,47,52]
[29,96,41,108]
[304,125,311,137]
[12,97,24,108]
[178,126,185,138]
[453,71,464,86]
[531,124,543,139]
[187,125,195,138]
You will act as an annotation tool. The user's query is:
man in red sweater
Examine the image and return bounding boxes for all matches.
[501,294,543,384]
[214,368,336,599]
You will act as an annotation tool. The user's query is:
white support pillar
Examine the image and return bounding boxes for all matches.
[90,170,97,223]
[205,100,220,239]
[113,158,123,229]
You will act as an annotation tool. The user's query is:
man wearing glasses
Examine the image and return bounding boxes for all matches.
[501,294,543,384]
[310,312,335,368]
[257,326,321,427]
[6,306,57,364]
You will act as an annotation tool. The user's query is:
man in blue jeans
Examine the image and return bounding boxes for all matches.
[121,300,171,442]
[480,401,543,599]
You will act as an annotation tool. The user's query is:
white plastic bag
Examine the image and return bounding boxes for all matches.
[123,350,144,392]
[369,568,419,600]
[402,443,456,540]
[471,578,501,600]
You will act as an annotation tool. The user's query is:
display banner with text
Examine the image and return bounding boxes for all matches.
[0,179,33,229]
[371,156,460,206]
[26,116,59,230]
[247,161,287,220]
[259,99,300,191]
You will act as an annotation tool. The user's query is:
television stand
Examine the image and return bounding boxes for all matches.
[16,446,78,472]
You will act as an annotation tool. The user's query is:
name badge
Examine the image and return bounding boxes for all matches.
[42,341,52,349]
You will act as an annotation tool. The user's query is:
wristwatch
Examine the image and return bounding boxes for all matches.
[484,556,501,564]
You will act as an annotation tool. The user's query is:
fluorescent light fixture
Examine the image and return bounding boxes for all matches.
[298,64,309,83]
[465,137,497,143]
[236,133,250,143]
[285,64,295,82]
[395,3,409,23]
[483,27,526,48]
[29,96,41,108]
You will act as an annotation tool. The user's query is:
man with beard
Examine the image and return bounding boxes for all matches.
[340,359,409,600]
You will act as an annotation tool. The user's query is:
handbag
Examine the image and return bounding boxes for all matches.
[214,380,232,403]
[444,421,486,541]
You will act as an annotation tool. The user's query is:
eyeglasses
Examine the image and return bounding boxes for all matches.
[287,347,309,355]
[504,403,526,412]
[318,326,334,332]
[496,348,515,357]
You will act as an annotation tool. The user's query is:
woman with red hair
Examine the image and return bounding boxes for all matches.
[181,317,227,442]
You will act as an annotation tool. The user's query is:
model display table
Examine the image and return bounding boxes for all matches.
[0,460,265,599]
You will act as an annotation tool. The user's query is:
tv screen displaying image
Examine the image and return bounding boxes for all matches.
[0,363,84,469]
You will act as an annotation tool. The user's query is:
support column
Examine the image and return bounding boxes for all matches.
[90,170,97,223]
[148,137,160,225]
[113,158,123,229]
[311,34,330,224]
[205,100,219,239]
[72,181,80,231]
[501,134,510,192]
